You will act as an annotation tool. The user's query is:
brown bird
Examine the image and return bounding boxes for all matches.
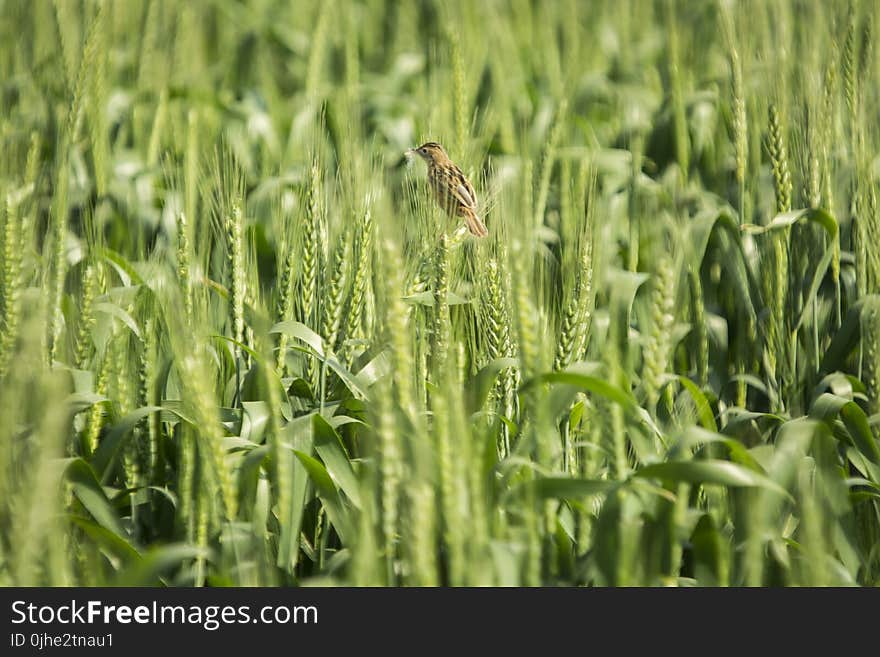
[408,142,488,237]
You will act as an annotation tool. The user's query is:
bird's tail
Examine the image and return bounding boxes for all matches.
[463,208,488,237]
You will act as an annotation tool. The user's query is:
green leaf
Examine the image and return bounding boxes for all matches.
[93,302,141,338]
[111,485,178,510]
[687,209,758,323]
[526,477,616,500]
[329,414,365,429]
[794,237,837,332]
[211,334,261,361]
[676,376,717,432]
[355,350,391,388]
[64,459,128,540]
[721,409,785,435]
[690,513,725,586]
[66,391,109,413]
[91,406,163,481]
[607,270,651,362]
[673,427,764,472]
[820,296,880,374]
[239,444,270,494]
[743,207,838,237]
[813,372,866,402]
[634,460,790,497]
[271,321,372,400]
[688,207,736,267]
[402,290,434,306]
[840,404,880,466]
[158,400,198,425]
[810,393,880,465]
[117,544,209,586]
[100,248,143,287]
[241,401,271,443]
[466,357,518,414]
[69,516,141,566]
[324,355,371,400]
[312,414,362,509]
[271,320,325,357]
[522,362,635,409]
[276,415,312,572]
[293,450,353,543]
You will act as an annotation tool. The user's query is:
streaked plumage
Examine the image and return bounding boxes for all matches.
[408,142,488,237]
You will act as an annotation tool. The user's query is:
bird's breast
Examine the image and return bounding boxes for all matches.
[427,166,457,214]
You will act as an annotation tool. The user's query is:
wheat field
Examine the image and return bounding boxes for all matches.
[0,0,879,586]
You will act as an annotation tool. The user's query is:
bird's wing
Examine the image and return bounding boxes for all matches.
[451,169,478,210]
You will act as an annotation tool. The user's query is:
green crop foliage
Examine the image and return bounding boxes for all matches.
[0,0,879,587]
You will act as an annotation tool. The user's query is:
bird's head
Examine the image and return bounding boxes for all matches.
[407,142,447,164]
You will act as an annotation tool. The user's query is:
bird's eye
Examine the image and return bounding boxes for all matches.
[420,148,427,154]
